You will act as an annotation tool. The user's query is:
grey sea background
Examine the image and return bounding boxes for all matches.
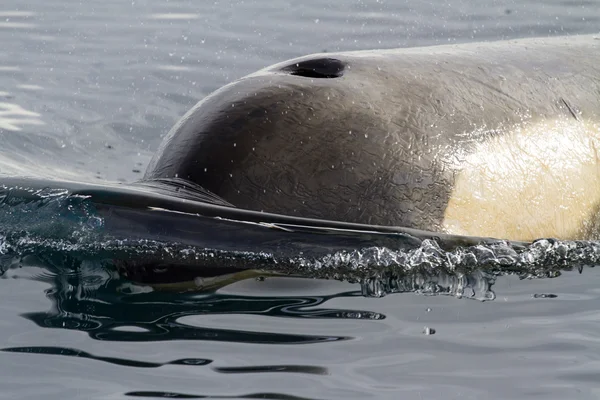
[1,0,600,399]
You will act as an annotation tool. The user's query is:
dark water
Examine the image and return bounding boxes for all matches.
[1,1,600,399]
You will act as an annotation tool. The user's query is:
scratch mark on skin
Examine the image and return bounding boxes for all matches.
[560,97,581,121]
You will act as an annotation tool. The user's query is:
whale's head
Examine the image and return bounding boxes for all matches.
[144,54,452,228]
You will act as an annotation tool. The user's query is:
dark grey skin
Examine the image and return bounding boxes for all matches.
[145,35,600,233]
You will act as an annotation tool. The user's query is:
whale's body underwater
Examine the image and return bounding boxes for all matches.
[2,34,600,285]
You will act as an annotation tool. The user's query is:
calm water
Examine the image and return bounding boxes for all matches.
[1,0,600,399]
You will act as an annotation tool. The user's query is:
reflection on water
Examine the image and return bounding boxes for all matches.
[0,240,506,354]
[146,13,200,20]
[2,346,212,368]
[17,258,371,344]
[2,346,327,376]
[3,246,506,347]
[0,101,44,131]
[0,10,36,29]
[125,391,322,399]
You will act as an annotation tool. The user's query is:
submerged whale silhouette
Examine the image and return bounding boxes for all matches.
[1,34,600,287]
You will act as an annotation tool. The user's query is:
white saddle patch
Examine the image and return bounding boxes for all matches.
[443,118,600,241]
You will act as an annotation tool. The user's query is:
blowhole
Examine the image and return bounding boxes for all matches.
[281,58,345,78]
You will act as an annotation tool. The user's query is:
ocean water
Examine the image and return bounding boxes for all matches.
[1,0,600,399]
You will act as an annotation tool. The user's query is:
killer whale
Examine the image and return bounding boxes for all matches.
[144,34,600,242]
[1,34,599,288]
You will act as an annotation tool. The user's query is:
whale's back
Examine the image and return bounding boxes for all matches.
[144,35,600,239]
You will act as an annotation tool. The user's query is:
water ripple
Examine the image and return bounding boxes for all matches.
[1,346,212,368]
[0,102,44,131]
[213,365,328,375]
[19,263,357,343]
[147,14,200,20]
[125,391,322,399]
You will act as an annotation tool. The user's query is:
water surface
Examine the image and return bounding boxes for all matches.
[1,0,600,399]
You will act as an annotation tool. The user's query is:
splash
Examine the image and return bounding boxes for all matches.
[0,181,597,299]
